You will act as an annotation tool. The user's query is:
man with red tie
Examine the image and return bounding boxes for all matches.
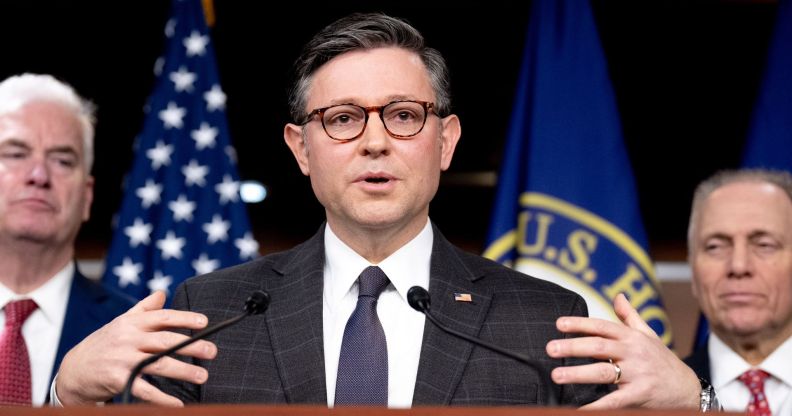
[0,73,133,406]
[685,169,792,415]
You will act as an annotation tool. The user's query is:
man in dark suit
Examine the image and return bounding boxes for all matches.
[54,13,705,410]
[0,73,133,406]
[684,169,792,414]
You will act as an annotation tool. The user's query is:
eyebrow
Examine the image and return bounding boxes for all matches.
[0,138,30,149]
[702,233,731,242]
[324,95,420,107]
[703,230,777,241]
[747,230,776,240]
[0,140,80,159]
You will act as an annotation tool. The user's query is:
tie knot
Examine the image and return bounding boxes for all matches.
[358,266,390,298]
[4,299,38,328]
[739,369,771,391]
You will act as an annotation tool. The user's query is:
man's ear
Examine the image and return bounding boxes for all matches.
[82,175,94,222]
[439,114,461,171]
[284,123,311,176]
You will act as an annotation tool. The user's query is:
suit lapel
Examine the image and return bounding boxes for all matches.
[413,226,493,405]
[684,347,711,381]
[265,226,327,404]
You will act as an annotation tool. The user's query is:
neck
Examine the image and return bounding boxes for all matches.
[0,239,73,294]
[717,326,792,366]
[328,217,428,263]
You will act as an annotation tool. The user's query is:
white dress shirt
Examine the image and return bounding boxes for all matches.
[710,333,792,414]
[0,263,73,406]
[323,220,431,408]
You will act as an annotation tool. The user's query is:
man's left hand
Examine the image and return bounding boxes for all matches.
[546,293,701,409]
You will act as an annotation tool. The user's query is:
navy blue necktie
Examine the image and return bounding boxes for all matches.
[335,266,390,405]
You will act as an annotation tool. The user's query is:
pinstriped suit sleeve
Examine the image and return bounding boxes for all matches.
[149,282,201,403]
[558,295,614,405]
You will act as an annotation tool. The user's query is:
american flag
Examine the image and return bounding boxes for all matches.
[453,293,472,302]
[102,0,258,302]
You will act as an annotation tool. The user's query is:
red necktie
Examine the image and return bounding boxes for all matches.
[0,299,38,406]
[739,369,772,416]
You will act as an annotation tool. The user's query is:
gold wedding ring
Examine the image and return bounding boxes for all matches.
[608,358,622,384]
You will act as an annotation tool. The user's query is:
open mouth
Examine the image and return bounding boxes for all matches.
[365,177,390,184]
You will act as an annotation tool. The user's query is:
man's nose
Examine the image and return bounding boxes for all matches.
[358,112,390,156]
[727,242,752,279]
[26,158,51,187]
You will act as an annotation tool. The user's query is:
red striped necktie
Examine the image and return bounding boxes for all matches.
[0,299,38,406]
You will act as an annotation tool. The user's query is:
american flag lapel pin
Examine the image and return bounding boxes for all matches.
[454,293,472,302]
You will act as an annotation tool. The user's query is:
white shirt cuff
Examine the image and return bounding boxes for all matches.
[49,372,106,407]
[49,373,63,407]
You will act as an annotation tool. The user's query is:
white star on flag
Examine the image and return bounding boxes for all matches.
[169,194,197,222]
[170,66,197,92]
[204,85,226,111]
[159,101,186,129]
[192,253,220,275]
[136,179,162,208]
[182,159,209,187]
[157,231,186,260]
[148,271,173,295]
[102,0,258,303]
[203,214,230,243]
[235,232,260,259]
[125,218,153,247]
[215,174,240,204]
[184,30,209,56]
[114,257,143,288]
[146,140,174,170]
[191,122,218,149]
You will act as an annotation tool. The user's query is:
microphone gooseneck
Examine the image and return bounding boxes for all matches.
[407,286,559,406]
[121,290,270,404]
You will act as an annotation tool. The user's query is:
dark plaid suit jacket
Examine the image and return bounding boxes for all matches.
[155,223,608,406]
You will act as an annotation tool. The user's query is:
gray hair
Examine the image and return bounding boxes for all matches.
[288,12,452,124]
[687,168,792,254]
[0,73,96,172]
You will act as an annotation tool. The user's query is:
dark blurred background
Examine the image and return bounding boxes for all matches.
[0,0,778,260]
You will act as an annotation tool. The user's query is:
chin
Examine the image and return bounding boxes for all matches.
[9,224,62,243]
[356,216,403,229]
[350,205,408,226]
[722,317,771,338]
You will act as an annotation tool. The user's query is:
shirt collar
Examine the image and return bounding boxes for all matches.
[378,220,433,304]
[760,334,792,387]
[0,262,74,324]
[324,219,433,305]
[709,332,792,388]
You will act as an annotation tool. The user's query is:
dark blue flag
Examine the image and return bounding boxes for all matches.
[102,0,258,302]
[691,0,792,352]
[483,0,673,346]
[742,0,792,170]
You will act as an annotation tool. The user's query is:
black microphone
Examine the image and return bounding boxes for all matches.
[120,290,270,404]
[407,286,559,406]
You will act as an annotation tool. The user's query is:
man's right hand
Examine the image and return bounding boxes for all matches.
[55,291,218,406]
